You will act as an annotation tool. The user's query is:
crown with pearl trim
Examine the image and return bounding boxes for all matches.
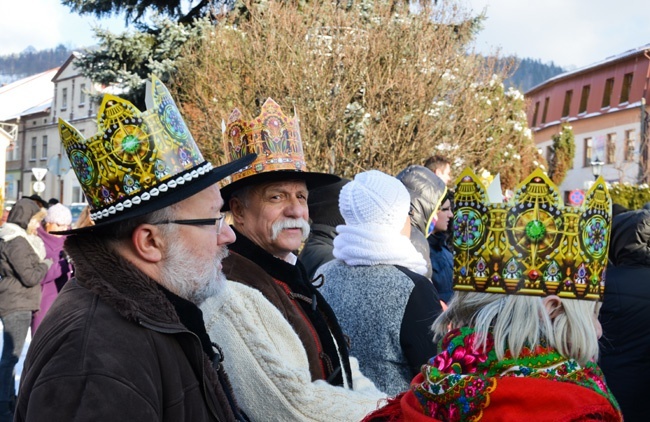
[452,168,611,300]
[58,76,212,223]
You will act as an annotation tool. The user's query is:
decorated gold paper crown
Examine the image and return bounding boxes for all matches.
[219,98,338,207]
[58,76,255,227]
[222,98,306,180]
[452,168,611,300]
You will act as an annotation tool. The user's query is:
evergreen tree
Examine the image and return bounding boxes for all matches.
[62,0,234,27]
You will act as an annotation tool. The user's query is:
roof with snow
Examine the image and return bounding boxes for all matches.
[526,43,650,94]
[0,68,58,121]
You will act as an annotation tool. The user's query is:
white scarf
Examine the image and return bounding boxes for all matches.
[0,222,47,260]
[333,224,428,275]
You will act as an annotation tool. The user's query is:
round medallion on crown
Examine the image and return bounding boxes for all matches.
[582,214,608,259]
[507,206,561,256]
[105,119,153,166]
[453,208,484,250]
[160,101,189,141]
[70,150,95,186]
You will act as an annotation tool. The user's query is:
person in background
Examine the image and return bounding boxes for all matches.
[423,154,452,186]
[72,205,94,231]
[396,165,447,280]
[15,77,254,421]
[24,195,48,210]
[428,190,454,305]
[599,208,650,421]
[31,203,74,333]
[363,168,621,421]
[0,199,51,422]
[316,170,442,395]
[299,178,350,279]
[202,98,384,421]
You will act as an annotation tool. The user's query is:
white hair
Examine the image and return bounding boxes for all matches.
[432,292,601,366]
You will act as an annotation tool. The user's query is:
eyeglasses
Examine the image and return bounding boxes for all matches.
[152,215,225,234]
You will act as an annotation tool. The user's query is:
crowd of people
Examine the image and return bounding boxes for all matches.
[0,77,640,421]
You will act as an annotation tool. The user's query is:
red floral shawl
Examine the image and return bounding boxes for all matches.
[364,327,622,422]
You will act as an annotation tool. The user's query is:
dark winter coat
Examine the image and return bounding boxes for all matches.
[428,232,454,304]
[599,209,650,422]
[396,166,447,280]
[299,223,338,279]
[300,178,349,279]
[0,198,49,317]
[223,228,353,387]
[16,235,243,422]
[317,260,442,396]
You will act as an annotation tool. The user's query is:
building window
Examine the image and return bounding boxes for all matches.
[62,87,68,110]
[606,133,616,164]
[541,97,549,124]
[620,73,633,104]
[562,90,573,117]
[41,135,48,159]
[31,137,37,161]
[602,78,614,108]
[532,101,540,127]
[579,85,590,114]
[625,130,636,161]
[79,83,86,105]
[11,141,20,161]
[584,137,593,167]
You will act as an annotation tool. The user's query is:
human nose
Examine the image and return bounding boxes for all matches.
[284,197,306,218]
[218,222,236,246]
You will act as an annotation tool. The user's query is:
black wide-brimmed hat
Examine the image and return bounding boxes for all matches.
[55,76,255,235]
[219,98,339,210]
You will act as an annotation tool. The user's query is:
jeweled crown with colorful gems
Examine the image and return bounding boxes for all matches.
[220,98,306,186]
[59,76,211,222]
[452,168,612,301]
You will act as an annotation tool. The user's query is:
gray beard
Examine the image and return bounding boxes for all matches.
[158,238,229,305]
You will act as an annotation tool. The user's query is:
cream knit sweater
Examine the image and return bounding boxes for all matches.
[201,281,386,422]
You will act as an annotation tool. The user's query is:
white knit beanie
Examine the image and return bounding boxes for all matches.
[334,170,427,274]
[339,170,410,231]
[45,203,72,226]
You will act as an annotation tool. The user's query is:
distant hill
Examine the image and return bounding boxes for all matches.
[502,57,566,93]
[0,45,76,85]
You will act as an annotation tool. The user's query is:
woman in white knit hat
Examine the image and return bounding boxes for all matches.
[316,169,443,396]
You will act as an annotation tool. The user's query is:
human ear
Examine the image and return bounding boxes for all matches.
[542,295,564,320]
[229,198,245,224]
[130,224,164,263]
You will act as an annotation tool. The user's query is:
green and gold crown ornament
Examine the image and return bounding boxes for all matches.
[57,76,255,233]
[452,168,611,300]
[219,98,339,209]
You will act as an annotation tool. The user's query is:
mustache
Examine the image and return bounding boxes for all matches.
[271,218,311,241]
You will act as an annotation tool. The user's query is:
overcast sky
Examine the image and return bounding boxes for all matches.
[2,0,650,70]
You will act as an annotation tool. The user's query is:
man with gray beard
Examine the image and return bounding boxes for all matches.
[200,99,385,421]
[15,78,255,421]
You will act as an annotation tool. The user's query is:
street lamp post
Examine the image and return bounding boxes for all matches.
[590,156,604,181]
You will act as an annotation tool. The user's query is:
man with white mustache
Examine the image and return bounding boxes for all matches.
[200,99,385,421]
